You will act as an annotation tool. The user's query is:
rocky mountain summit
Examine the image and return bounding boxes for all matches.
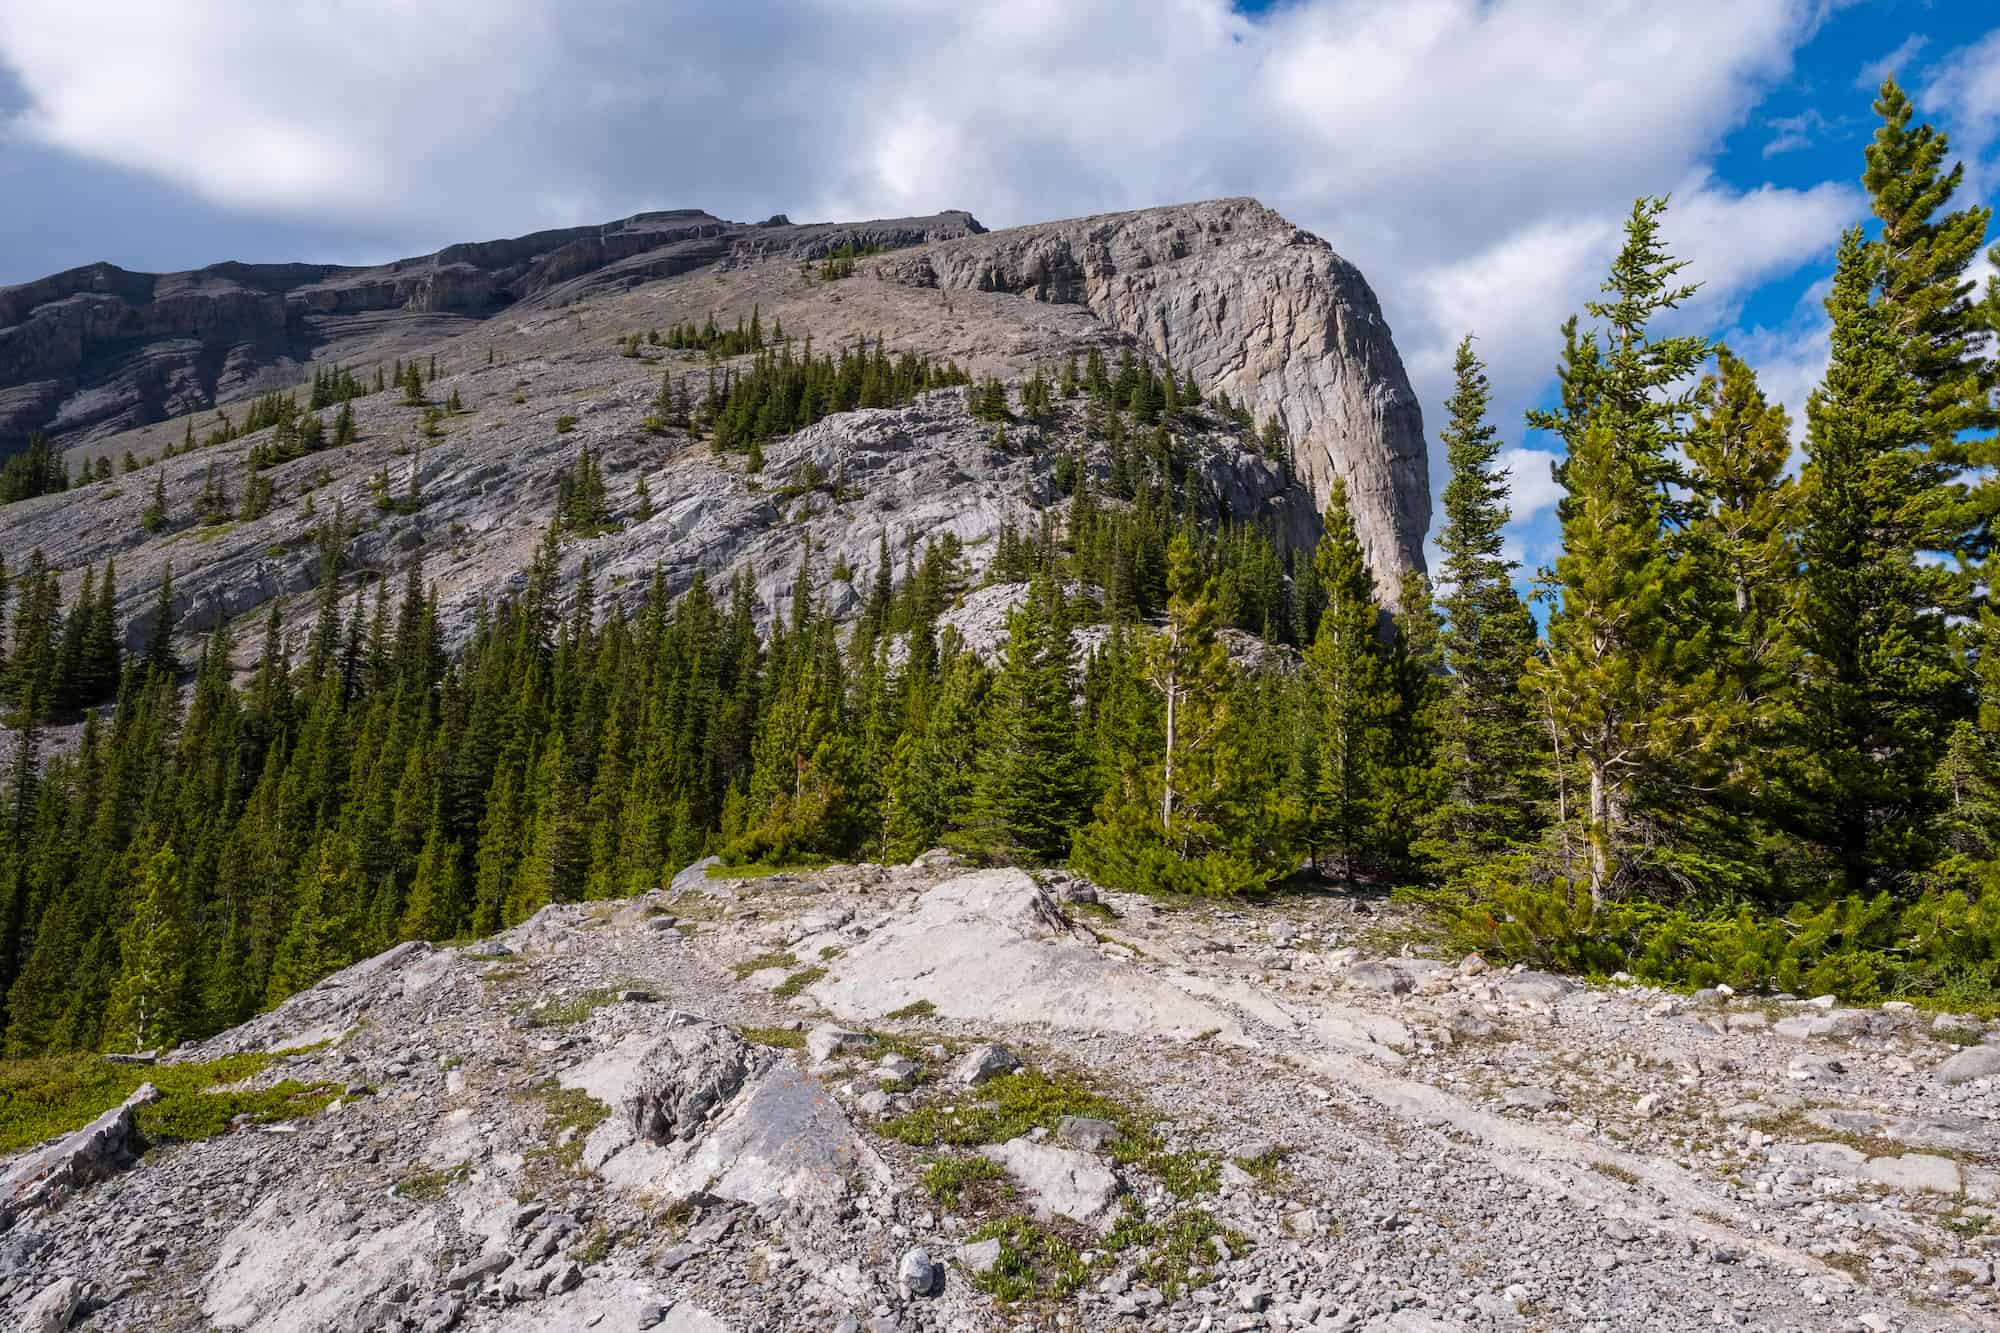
[0,198,1426,678]
[7,856,1998,1332]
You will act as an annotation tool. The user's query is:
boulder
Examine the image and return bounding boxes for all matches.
[625,1025,757,1144]
[956,1238,1003,1275]
[897,1247,938,1296]
[806,1026,877,1064]
[1497,971,1576,1007]
[1936,1044,2000,1085]
[1056,1115,1120,1151]
[954,1043,1020,1086]
[1344,961,1412,995]
[21,1276,90,1333]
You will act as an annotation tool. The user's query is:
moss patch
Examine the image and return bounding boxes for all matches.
[397,1162,471,1200]
[513,989,620,1028]
[741,1027,806,1050]
[967,1216,1091,1302]
[879,1063,1216,1196]
[1104,1205,1251,1297]
[884,1000,937,1022]
[732,952,797,979]
[530,1083,611,1169]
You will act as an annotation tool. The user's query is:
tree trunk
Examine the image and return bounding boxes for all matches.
[1586,762,1611,906]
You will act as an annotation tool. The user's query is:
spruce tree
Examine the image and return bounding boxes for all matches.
[1788,226,1966,893]
[104,844,187,1053]
[1305,478,1396,877]
[1418,337,1546,877]
[1684,346,1799,853]
[1073,535,1283,895]
[965,576,1088,860]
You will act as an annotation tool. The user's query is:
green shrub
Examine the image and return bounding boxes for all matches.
[1438,873,2000,1010]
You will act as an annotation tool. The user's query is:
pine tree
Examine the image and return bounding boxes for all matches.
[1418,337,1546,877]
[1525,197,1720,903]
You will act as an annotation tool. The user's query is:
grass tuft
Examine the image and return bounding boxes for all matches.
[773,966,826,998]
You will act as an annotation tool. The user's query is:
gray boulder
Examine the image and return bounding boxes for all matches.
[954,1043,1020,1086]
[21,1277,90,1333]
[625,1025,757,1144]
[1936,1044,2000,1085]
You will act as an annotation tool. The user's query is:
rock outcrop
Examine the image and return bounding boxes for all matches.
[878,199,1429,592]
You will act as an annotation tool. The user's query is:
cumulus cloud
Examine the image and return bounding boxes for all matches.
[0,0,1860,552]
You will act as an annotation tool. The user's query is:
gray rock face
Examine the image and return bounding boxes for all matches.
[0,1092,142,1229]
[879,198,1429,597]
[0,209,985,453]
[624,1025,758,1144]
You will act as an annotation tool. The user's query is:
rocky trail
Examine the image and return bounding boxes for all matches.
[5,856,1997,1332]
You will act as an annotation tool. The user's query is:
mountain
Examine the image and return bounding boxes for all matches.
[0,198,1426,678]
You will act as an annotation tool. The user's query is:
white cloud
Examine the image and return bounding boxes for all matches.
[1763,109,1827,157]
[1923,29,2000,163]
[1858,34,1928,90]
[0,0,1855,551]
[1497,447,1566,521]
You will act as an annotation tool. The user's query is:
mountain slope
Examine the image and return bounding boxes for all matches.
[0,199,1427,671]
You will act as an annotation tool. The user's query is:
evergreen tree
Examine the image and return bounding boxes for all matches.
[104,844,187,1053]
[1525,197,1720,903]
[1073,535,1286,895]
[1684,347,1799,850]
[1304,479,1396,877]
[965,577,1088,860]
[1418,337,1546,876]
[1788,226,1967,893]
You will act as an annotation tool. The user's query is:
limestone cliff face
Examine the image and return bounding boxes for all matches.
[878,199,1430,593]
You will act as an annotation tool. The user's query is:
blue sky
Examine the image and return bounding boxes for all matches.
[3,1,1997,573]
